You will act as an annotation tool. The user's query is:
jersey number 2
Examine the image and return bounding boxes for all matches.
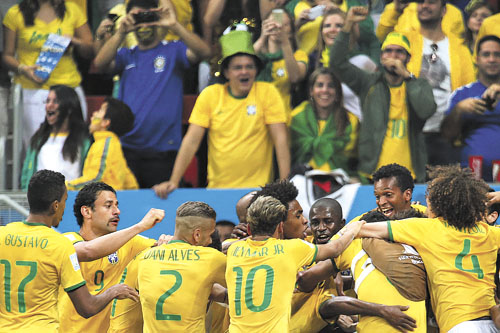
[156,270,182,320]
[233,265,274,315]
[0,260,37,312]
[454,239,484,279]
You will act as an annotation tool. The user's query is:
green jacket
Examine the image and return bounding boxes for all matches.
[21,137,91,190]
[329,31,436,182]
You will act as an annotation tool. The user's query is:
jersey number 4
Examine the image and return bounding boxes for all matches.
[0,260,37,312]
[233,265,274,315]
[454,239,484,279]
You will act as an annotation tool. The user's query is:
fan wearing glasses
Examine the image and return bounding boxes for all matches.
[330,6,436,183]
[442,35,500,183]
[403,0,475,167]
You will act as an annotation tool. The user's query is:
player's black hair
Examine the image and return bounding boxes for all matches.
[104,97,135,137]
[251,179,299,212]
[126,0,158,13]
[361,207,424,223]
[216,220,236,227]
[426,165,488,230]
[488,188,500,217]
[73,182,116,227]
[310,198,343,220]
[208,229,222,252]
[372,163,415,193]
[476,35,500,55]
[28,170,66,214]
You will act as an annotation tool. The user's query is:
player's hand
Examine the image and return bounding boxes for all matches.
[380,305,416,332]
[455,97,488,115]
[155,234,172,246]
[95,18,114,41]
[18,64,44,83]
[487,192,500,206]
[334,271,346,296]
[394,0,409,13]
[138,208,165,231]
[147,6,177,29]
[346,6,368,24]
[110,284,140,302]
[230,223,249,239]
[344,220,365,238]
[337,315,358,332]
[117,10,138,35]
[153,181,178,199]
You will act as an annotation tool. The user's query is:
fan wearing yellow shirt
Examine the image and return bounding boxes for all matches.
[108,201,226,333]
[226,195,365,332]
[58,182,164,333]
[0,170,139,333]
[360,165,500,332]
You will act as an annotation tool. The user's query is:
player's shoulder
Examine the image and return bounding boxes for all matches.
[63,231,84,244]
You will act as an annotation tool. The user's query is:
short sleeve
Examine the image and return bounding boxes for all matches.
[3,5,21,32]
[291,239,318,268]
[261,83,287,124]
[211,251,227,287]
[388,218,428,246]
[171,40,189,69]
[127,235,156,261]
[446,87,466,116]
[294,49,309,66]
[114,48,128,73]
[66,2,87,28]
[189,85,219,128]
[59,239,86,292]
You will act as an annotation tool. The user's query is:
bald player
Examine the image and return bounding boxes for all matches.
[108,201,226,332]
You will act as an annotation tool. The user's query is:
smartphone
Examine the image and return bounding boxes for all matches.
[308,5,325,20]
[133,11,159,24]
[272,9,284,24]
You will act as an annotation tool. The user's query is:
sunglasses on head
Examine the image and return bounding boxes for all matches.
[429,43,438,63]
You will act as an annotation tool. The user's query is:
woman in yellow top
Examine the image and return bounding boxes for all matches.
[2,0,93,147]
[21,85,90,189]
[253,9,308,123]
[290,67,359,176]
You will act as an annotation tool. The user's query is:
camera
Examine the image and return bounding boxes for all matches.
[483,96,495,111]
[106,13,119,33]
[133,11,159,24]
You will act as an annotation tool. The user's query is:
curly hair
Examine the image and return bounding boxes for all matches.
[426,165,488,230]
[251,179,299,211]
[372,163,414,193]
[73,182,116,227]
[28,170,66,214]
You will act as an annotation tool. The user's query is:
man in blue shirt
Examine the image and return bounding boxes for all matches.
[442,35,500,182]
[94,0,210,187]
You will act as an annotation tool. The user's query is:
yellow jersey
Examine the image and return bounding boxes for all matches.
[226,238,318,332]
[334,236,426,332]
[0,222,85,333]
[58,232,155,333]
[112,240,226,333]
[189,82,287,188]
[388,218,500,332]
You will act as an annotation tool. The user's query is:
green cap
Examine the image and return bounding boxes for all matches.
[219,24,262,72]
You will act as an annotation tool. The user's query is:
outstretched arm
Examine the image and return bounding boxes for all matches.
[356,221,389,239]
[74,208,164,262]
[315,220,365,261]
[319,297,416,332]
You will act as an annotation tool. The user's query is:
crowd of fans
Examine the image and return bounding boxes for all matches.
[1,0,500,191]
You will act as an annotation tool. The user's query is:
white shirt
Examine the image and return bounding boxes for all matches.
[37,133,81,181]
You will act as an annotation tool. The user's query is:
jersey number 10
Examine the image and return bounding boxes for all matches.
[232,265,274,315]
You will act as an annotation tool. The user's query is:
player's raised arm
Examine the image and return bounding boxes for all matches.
[67,283,139,318]
[315,220,365,261]
[74,208,165,262]
[296,259,337,293]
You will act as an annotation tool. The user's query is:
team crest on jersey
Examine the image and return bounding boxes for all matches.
[247,105,257,116]
[276,68,285,77]
[108,252,119,264]
[154,56,166,73]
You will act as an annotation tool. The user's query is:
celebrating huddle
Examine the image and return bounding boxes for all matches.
[1,165,500,332]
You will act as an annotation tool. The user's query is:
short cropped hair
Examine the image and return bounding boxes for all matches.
[104,97,135,137]
[372,163,414,193]
[176,201,216,220]
[73,182,116,226]
[426,165,488,230]
[247,196,287,236]
[28,170,66,214]
[126,0,158,12]
[251,179,298,211]
[477,35,500,55]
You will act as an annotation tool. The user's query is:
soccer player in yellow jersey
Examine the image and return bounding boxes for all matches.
[226,195,365,332]
[360,165,500,332]
[108,201,226,332]
[58,182,164,333]
[0,170,139,333]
